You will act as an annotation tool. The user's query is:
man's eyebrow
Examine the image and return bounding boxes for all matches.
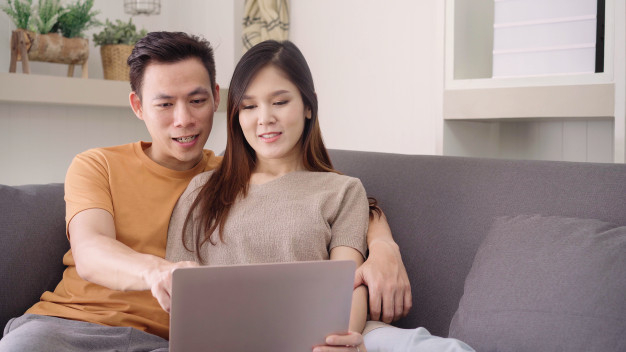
[151,87,210,101]
[242,90,290,100]
[188,87,210,96]
[153,93,173,100]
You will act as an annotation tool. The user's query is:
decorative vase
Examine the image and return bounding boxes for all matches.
[100,44,133,81]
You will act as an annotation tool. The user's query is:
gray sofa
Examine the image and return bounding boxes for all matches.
[1,150,625,351]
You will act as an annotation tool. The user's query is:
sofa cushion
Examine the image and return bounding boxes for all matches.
[448,214,626,351]
[0,183,68,331]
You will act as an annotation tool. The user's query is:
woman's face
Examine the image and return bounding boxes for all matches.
[238,65,310,171]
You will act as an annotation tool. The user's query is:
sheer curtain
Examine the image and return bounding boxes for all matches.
[242,0,289,52]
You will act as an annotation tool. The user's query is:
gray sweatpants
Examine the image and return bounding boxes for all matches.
[0,314,168,352]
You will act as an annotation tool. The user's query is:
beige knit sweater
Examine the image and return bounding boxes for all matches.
[166,170,369,265]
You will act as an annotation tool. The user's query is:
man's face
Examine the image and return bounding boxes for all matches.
[130,58,220,171]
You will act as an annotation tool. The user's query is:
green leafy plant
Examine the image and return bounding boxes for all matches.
[56,0,101,38]
[30,0,66,34]
[92,18,147,46]
[1,0,34,29]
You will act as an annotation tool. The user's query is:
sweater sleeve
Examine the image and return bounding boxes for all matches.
[328,177,369,258]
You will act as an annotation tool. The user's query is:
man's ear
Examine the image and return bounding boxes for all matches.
[213,83,221,112]
[129,91,143,120]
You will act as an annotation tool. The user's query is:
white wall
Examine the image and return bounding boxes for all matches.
[289,0,444,155]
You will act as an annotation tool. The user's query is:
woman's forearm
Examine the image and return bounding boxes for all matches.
[349,285,368,333]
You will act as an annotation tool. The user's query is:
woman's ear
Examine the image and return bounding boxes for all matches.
[305,107,312,119]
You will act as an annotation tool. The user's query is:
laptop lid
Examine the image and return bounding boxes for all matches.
[170,260,356,352]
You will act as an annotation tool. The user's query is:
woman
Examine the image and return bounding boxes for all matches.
[167,39,368,351]
[167,40,474,352]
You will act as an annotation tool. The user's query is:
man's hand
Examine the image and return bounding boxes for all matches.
[354,240,412,323]
[143,260,199,313]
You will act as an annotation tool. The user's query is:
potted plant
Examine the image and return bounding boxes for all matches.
[2,0,101,77]
[92,18,147,81]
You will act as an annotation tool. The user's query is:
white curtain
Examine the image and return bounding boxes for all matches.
[242,0,289,52]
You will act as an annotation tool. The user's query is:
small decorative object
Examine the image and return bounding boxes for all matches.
[123,0,160,16]
[93,18,147,81]
[3,0,101,78]
[242,0,289,52]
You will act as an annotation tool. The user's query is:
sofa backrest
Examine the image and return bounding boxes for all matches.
[2,152,626,339]
[0,183,68,331]
[328,150,626,337]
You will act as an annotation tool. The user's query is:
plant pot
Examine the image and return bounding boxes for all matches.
[100,44,133,81]
[10,29,89,77]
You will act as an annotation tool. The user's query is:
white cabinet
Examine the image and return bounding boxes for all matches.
[443,0,625,163]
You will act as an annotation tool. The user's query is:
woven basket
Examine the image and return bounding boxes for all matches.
[100,44,133,81]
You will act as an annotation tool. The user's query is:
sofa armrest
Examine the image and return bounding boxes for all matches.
[0,183,68,330]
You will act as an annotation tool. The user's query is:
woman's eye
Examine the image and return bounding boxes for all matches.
[242,105,256,110]
[274,100,288,106]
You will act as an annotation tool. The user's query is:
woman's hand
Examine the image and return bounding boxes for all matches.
[313,331,366,352]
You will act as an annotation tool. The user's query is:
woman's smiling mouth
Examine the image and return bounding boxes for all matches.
[259,132,282,142]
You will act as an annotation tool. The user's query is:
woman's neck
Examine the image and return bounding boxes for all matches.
[250,157,305,185]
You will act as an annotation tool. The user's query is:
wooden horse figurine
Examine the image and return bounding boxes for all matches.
[9,29,89,78]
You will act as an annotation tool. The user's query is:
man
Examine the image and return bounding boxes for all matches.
[0,32,410,351]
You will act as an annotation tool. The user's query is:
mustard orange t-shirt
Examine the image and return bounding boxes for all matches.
[26,141,222,339]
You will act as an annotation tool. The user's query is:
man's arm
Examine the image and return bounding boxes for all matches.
[68,208,196,312]
[355,211,412,323]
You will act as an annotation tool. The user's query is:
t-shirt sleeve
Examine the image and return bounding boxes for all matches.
[64,150,113,237]
[328,177,369,258]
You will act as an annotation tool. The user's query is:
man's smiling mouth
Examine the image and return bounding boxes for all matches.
[174,135,198,143]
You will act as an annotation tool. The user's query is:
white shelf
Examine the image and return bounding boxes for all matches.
[444,82,615,120]
[0,72,131,108]
[0,72,227,111]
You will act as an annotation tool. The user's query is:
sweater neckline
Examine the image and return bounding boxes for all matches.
[248,170,312,189]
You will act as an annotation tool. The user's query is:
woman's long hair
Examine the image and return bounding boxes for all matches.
[182,40,335,260]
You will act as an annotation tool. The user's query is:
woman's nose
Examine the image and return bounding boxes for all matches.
[258,105,276,125]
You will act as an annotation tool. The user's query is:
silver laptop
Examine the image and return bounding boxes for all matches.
[169,260,356,352]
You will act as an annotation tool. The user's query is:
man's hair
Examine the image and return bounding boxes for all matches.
[127,31,217,99]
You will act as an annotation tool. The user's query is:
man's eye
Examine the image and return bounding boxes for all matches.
[157,103,172,108]
[191,98,207,104]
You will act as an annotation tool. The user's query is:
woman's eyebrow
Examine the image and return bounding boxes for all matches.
[242,90,290,100]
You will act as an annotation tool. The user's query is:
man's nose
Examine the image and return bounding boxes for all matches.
[174,104,193,127]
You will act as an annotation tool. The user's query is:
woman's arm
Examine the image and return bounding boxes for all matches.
[312,246,368,352]
[330,246,367,333]
[357,210,412,323]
